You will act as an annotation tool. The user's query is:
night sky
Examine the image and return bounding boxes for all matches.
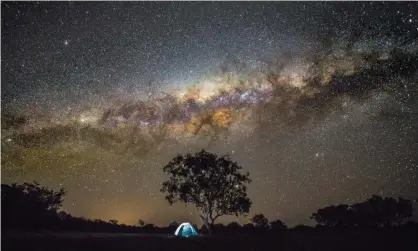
[2,1,418,227]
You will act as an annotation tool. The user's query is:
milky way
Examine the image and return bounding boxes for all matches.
[2,2,418,226]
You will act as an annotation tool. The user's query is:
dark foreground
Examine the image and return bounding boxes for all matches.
[3,230,418,251]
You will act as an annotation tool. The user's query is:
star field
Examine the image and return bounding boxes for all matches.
[1,2,418,226]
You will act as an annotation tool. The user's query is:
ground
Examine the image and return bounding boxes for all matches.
[2,230,418,251]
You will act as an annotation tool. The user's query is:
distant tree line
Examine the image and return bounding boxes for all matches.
[2,148,416,234]
[158,150,417,234]
[2,182,417,234]
[310,195,414,228]
[1,182,177,234]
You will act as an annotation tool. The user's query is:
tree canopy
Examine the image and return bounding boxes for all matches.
[1,182,66,229]
[269,219,288,231]
[311,195,413,228]
[251,213,269,228]
[161,149,252,233]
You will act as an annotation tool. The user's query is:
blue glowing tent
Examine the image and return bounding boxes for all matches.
[174,222,199,237]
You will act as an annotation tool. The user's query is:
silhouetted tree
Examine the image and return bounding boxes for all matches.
[352,195,413,227]
[269,219,288,231]
[1,182,65,230]
[109,219,119,225]
[168,221,179,228]
[137,219,145,227]
[212,223,226,233]
[251,214,269,228]
[58,211,72,221]
[227,221,241,228]
[292,224,313,231]
[310,204,355,228]
[311,195,413,228]
[167,221,179,232]
[161,150,252,234]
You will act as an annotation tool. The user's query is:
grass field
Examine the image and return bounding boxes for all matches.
[2,230,418,251]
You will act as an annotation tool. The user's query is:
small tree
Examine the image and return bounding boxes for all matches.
[137,219,145,227]
[168,221,179,228]
[109,219,118,225]
[251,213,269,228]
[270,219,287,231]
[161,150,252,234]
[168,221,179,231]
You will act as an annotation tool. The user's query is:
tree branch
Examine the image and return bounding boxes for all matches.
[212,213,222,222]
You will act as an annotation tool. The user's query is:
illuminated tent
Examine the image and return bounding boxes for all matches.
[174,222,199,237]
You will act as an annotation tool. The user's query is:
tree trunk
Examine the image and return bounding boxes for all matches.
[204,211,212,235]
